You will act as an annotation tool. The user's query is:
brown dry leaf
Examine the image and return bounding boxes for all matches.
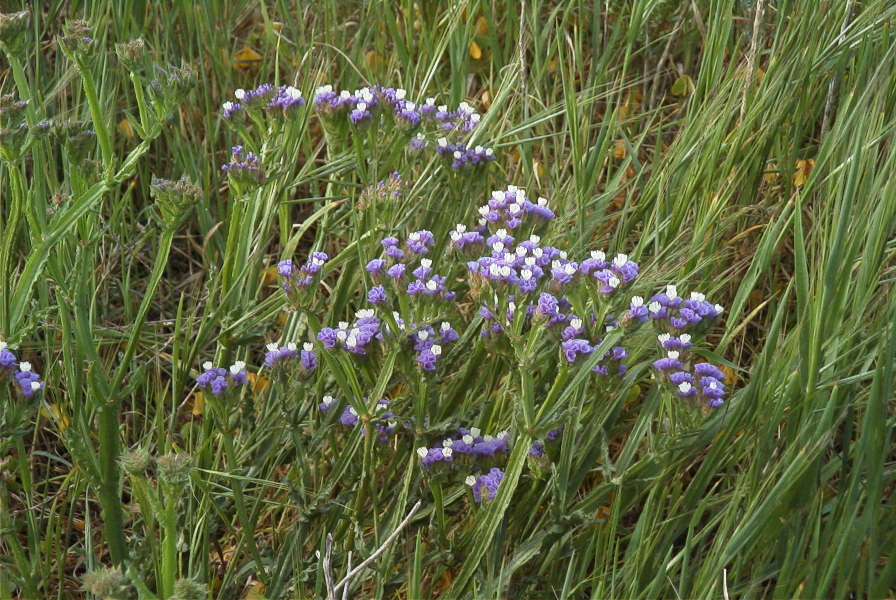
[191,391,204,416]
[366,50,387,71]
[260,265,279,286]
[475,15,488,35]
[613,139,627,160]
[481,89,491,109]
[793,158,815,187]
[118,119,134,140]
[248,373,269,394]
[233,46,262,71]
[720,365,737,387]
[763,162,780,185]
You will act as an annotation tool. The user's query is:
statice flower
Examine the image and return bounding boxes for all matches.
[318,310,381,356]
[300,342,318,371]
[368,285,387,304]
[652,350,682,371]
[263,342,298,367]
[648,287,724,331]
[435,138,495,169]
[466,467,504,503]
[406,230,434,254]
[278,251,329,291]
[418,445,454,468]
[0,341,16,372]
[195,361,248,396]
[220,145,263,182]
[319,394,337,412]
[11,361,43,397]
[340,405,359,426]
[561,338,593,363]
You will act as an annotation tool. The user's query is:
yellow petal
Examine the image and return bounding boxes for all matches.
[469,40,482,60]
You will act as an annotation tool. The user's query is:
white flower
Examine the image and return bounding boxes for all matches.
[202,361,213,370]
[417,447,429,458]
[302,342,313,352]
[666,284,678,298]
[470,427,481,437]
[465,475,477,486]
[421,258,432,268]
[631,296,644,307]
[19,362,31,372]
[266,342,279,351]
[234,88,246,100]
[591,250,606,261]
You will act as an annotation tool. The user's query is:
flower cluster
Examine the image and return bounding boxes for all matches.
[318,309,382,356]
[220,145,263,183]
[366,233,456,303]
[651,332,727,406]
[0,342,44,398]
[263,341,317,372]
[277,251,329,290]
[221,83,305,119]
[195,360,248,396]
[465,467,505,503]
[417,428,510,468]
[320,396,397,443]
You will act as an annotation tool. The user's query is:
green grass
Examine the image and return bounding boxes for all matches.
[1,1,894,598]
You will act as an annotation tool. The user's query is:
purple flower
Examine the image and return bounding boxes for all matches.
[407,230,434,255]
[668,371,693,386]
[340,405,359,426]
[652,351,682,371]
[561,338,593,363]
[366,258,386,275]
[196,361,248,396]
[319,394,337,412]
[300,343,318,371]
[386,263,406,280]
[263,342,298,367]
[0,342,17,371]
[367,285,387,304]
[694,362,726,381]
[467,467,504,502]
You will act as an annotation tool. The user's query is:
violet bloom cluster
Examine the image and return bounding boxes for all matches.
[317,309,381,356]
[220,145,263,182]
[644,286,724,330]
[0,342,44,398]
[465,467,505,503]
[417,428,510,468]
[366,233,456,303]
[263,342,317,372]
[221,83,305,119]
[277,251,329,290]
[651,328,728,406]
[195,360,248,396]
[475,186,555,230]
[310,84,495,170]
[336,399,397,442]
[411,321,459,371]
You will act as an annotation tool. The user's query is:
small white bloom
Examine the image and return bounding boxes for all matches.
[234,88,246,100]
[230,361,245,375]
[266,342,279,351]
[336,330,348,342]
[666,284,678,298]
[648,301,662,314]
[631,296,644,306]
[667,351,680,360]
[658,333,671,344]
[465,475,477,486]
[322,395,335,407]
[30,381,41,392]
[202,361,213,370]
[302,342,313,352]
[425,280,438,291]
[338,321,349,330]
[470,427,481,437]
[690,291,705,301]
[463,434,474,444]
[421,258,432,268]
[20,362,32,372]
[591,250,606,261]
[441,322,452,331]
[678,382,693,394]
[418,330,429,341]
[714,304,725,314]
[442,438,454,447]
[680,334,692,344]
[442,447,453,458]
[395,88,407,99]
[437,137,448,147]
[613,254,628,267]
[570,317,583,329]
[417,447,429,458]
